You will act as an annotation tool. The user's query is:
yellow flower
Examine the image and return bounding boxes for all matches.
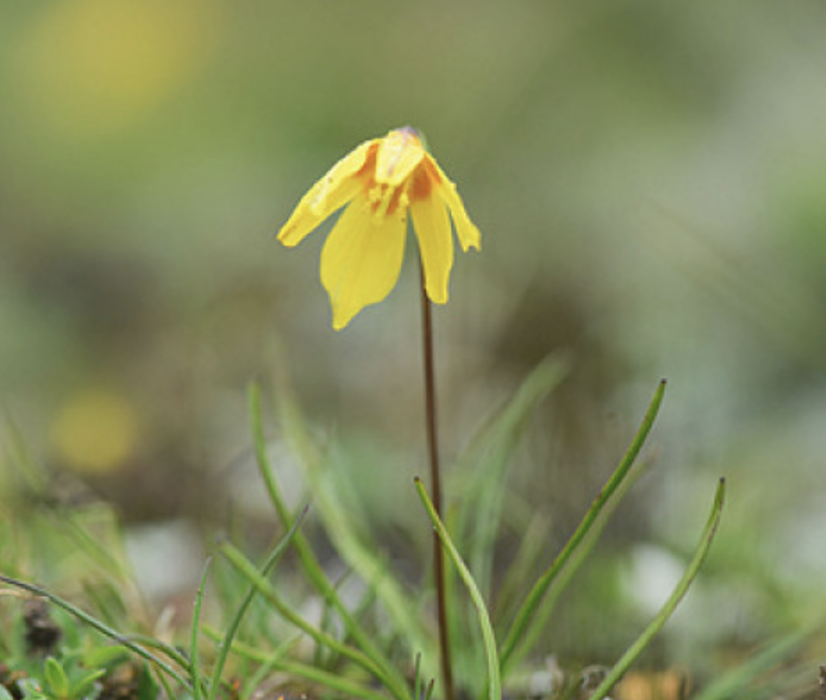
[277,127,481,330]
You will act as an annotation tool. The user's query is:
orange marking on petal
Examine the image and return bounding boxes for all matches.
[410,165,434,202]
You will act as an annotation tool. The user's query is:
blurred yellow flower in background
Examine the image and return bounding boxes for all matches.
[11,0,220,138]
[51,389,139,475]
[278,127,481,330]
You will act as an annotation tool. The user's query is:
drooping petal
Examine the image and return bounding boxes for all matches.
[429,156,481,252]
[278,140,377,247]
[320,196,407,330]
[375,128,426,187]
[410,173,454,305]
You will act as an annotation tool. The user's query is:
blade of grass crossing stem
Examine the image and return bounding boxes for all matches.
[190,557,211,700]
[500,379,667,672]
[586,478,726,700]
[0,575,190,690]
[248,384,414,691]
[268,382,434,682]
[458,354,568,600]
[218,540,408,700]
[207,508,306,700]
[415,478,501,700]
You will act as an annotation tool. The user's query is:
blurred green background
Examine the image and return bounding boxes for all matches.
[2,0,826,679]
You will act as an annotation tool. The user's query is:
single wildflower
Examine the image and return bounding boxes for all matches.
[277,127,481,330]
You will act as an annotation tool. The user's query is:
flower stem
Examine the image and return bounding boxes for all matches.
[419,264,455,700]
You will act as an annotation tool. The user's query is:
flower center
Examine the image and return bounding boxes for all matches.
[368,180,409,219]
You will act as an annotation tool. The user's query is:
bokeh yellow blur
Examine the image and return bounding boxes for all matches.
[51,388,138,474]
[11,0,221,138]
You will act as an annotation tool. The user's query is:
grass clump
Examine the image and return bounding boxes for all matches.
[1,358,729,700]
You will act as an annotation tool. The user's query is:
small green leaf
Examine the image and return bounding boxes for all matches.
[69,669,106,700]
[44,657,70,700]
[136,663,160,700]
[0,574,190,692]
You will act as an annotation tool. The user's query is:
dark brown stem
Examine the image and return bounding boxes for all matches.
[419,264,455,700]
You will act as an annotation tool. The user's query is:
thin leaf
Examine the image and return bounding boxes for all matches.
[256,380,430,687]
[693,625,818,700]
[249,383,416,693]
[586,477,726,700]
[500,379,667,672]
[190,557,212,700]
[415,478,501,700]
[507,453,652,672]
[207,507,307,700]
[456,353,569,599]
[218,540,403,697]
[202,631,393,700]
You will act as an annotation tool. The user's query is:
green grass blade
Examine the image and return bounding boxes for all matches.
[500,379,667,672]
[241,636,300,700]
[126,635,193,671]
[219,540,407,699]
[190,557,212,700]
[507,454,652,672]
[415,478,501,700]
[202,630,393,700]
[0,574,190,690]
[586,477,726,700]
[692,625,817,700]
[456,354,569,600]
[261,380,431,684]
[207,507,307,700]
[249,383,416,693]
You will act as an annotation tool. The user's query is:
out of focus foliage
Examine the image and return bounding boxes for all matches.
[2,0,826,682]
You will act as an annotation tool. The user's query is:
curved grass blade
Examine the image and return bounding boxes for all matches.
[500,379,667,672]
[507,453,652,672]
[126,634,193,671]
[190,557,212,700]
[218,540,407,699]
[0,574,190,690]
[256,380,430,687]
[202,630,393,700]
[207,506,307,700]
[415,478,501,700]
[241,635,300,699]
[586,477,726,700]
[456,353,569,600]
[249,383,416,694]
[693,624,819,700]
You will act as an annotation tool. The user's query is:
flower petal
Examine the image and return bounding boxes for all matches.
[277,140,377,247]
[320,196,407,329]
[375,129,426,187]
[410,191,454,305]
[429,157,481,252]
